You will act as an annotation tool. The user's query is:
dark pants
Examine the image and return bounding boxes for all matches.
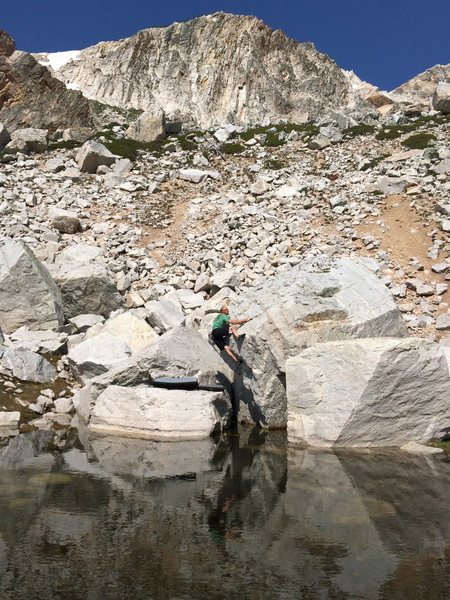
[211,325,230,351]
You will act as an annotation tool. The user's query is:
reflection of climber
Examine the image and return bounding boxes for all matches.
[211,305,252,363]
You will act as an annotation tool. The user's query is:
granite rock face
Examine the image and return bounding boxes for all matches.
[204,256,407,428]
[392,63,450,106]
[50,12,370,128]
[0,39,93,134]
[286,337,450,447]
[0,240,64,334]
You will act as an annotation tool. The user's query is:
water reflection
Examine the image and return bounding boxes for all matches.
[0,430,448,599]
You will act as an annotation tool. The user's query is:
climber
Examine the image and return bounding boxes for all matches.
[211,305,252,364]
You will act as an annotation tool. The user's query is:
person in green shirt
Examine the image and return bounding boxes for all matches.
[211,305,252,363]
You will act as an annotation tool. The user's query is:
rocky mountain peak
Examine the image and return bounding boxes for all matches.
[45,12,371,128]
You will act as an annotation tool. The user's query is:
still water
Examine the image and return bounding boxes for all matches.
[0,428,448,600]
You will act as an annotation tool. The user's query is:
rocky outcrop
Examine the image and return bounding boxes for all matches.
[433,81,450,114]
[199,256,407,428]
[0,31,16,58]
[391,63,450,105]
[0,240,64,334]
[50,12,371,128]
[86,326,233,398]
[286,337,450,447]
[0,34,93,134]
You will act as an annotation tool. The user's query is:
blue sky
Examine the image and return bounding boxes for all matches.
[3,0,449,91]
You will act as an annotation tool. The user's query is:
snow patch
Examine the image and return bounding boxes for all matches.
[39,50,80,71]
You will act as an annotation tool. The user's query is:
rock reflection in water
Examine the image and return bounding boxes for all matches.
[0,430,448,599]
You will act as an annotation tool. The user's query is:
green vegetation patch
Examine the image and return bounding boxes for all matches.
[360,153,389,171]
[89,100,143,123]
[343,124,375,138]
[94,130,169,160]
[263,157,288,170]
[376,113,450,141]
[376,126,404,141]
[177,134,198,151]
[48,140,82,151]
[401,132,437,149]
[427,440,450,454]
[221,142,245,155]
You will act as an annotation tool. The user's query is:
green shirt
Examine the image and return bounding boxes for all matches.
[212,313,230,330]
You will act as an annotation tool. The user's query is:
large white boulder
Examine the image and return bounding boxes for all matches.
[75,326,234,421]
[88,385,231,440]
[286,337,450,447]
[217,256,407,429]
[94,312,159,353]
[0,240,64,334]
[68,332,132,382]
[126,110,166,142]
[49,244,123,318]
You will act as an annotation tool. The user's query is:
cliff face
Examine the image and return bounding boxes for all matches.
[51,12,370,128]
[0,31,93,134]
[391,63,450,104]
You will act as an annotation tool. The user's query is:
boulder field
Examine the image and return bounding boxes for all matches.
[1,237,449,448]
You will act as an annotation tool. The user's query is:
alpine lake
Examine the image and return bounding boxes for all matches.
[0,426,448,600]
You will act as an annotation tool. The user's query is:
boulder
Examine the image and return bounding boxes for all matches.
[286,337,450,447]
[0,412,20,428]
[145,298,185,333]
[48,207,81,234]
[94,311,159,353]
[308,135,331,150]
[0,347,57,382]
[77,326,234,418]
[49,244,123,319]
[432,82,450,114]
[9,327,67,354]
[204,256,407,428]
[0,240,64,334]
[126,110,166,142]
[76,140,117,173]
[52,215,81,234]
[178,169,220,183]
[210,269,241,291]
[68,332,132,382]
[69,314,105,333]
[5,128,48,154]
[377,176,410,195]
[88,385,231,440]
